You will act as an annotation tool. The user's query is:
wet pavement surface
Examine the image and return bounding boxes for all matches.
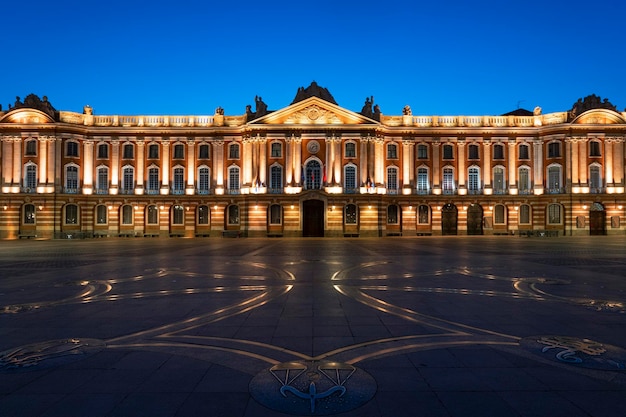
[1,236,625,417]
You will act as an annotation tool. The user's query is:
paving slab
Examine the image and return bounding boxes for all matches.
[1,236,625,416]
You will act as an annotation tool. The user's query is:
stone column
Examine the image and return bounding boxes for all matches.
[110,140,120,193]
[213,139,224,188]
[578,140,587,185]
[39,136,48,187]
[161,141,170,193]
[605,138,614,185]
[568,138,579,186]
[187,139,195,192]
[612,137,624,186]
[507,141,516,193]
[360,136,368,186]
[135,140,144,194]
[402,140,411,189]
[242,137,252,187]
[375,136,384,187]
[325,137,333,184]
[457,141,466,191]
[334,137,341,185]
[533,139,543,193]
[12,136,21,186]
[293,137,302,185]
[46,137,56,190]
[83,139,94,193]
[482,141,491,191]
[258,137,267,186]
[285,135,293,185]
[432,142,441,190]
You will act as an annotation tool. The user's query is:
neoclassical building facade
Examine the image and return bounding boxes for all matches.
[1,84,625,239]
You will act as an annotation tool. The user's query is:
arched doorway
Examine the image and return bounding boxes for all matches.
[589,202,606,235]
[303,199,324,237]
[441,203,457,235]
[467,203,484,235]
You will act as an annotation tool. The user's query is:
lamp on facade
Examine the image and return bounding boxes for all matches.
[38,205,43,211]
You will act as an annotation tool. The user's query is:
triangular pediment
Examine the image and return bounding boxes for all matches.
[0,109,55,124]
[248,97,379,126]
[572,109,626,125]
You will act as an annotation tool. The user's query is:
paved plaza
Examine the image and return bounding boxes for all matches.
[1,236,625,417]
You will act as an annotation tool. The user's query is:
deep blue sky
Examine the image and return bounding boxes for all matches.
[3,0,625,116]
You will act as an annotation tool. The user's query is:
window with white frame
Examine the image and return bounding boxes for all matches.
[547,203,562,224]
[66,141,79,157]
[172,167,185,193]
[494,204,506,224]
[387,143,398,159]
[172,205,184,225]
[519,204,531,224]
[417,167,429,193]
[345,142,356,158]
[147,167,159,193]
[97,166,109,193]
[589,164,602,191]
[387,205,399,224]
[518,166,530,193]
[468,166,480,193]
[146,205,159,225]
[547,165,562,192]
[442,144,454,160]
[65,204,78,225]
[198,205,210,225]
[198,144,210,159]
[344,165,357,191]
[387,166,398,192]
[23,204,36,224]
[493,166,505,194]
[65,165,79,192]
[24,163,37,189]
[198,166,210,193]
[173,144,185,159]
[418,204,429,224]
[96,205,107,224]
[518,144,529,160]
[228,166,240,192]
[271,142,282,158]
[228,205,239,224]
[97,143,108,159]
[442,167,454,193]
[122,166,134,193]
[417,144,428,160]
[25,139,37,156]
[229,143,240,159]
[269,204,282,225]
[270,165,283,191]
[123,143,134,159]
[345,204,357,224]
[548,142,560,158]
[121,205,133,225]
[148,143,159,159]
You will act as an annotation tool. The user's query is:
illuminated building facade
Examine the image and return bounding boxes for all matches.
[1,84,625,239]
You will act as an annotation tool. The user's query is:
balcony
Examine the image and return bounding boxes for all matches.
[268,188,283,194]
[64,187,79,194]
[546,187,565,194]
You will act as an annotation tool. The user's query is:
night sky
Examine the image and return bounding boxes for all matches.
[3,0,625,116]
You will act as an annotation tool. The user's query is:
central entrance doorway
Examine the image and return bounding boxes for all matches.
[441,203,458,235]
[467,204,484,235]
[302,199,324,237]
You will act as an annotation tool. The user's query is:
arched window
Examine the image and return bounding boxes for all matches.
[387,205,399,224]
[547,204,562,225]
[269,204,282,225]
[518,144,529,160]
[97,143,108,159]
[518,166,531,194]
[23,204,36,224]
[442,167,455,194]
[493,166,505,194]
[148,143,159,159]
[387,143,398,159]
[147,166,160,194]
[25,139,37,156]
[227,205,239,225]
[122,166,134,193]
[345,204,357,224]
[494,204,506,224]
[198,144,210,159]
[146,205,159,225]
[95,205,107,225]
[96,166,109,194]
[345,142,356,158]
[387,166,399,193]
[65,165,79,193]
[172,205,184,225]
[547,164,562,193]
[493,144,504,160]
[228,166,240,193]
[417,167,429,194]
[468,166,480,194]
[519,204,531,224]
[65,204,79,225]
[122,143,134,159]
[344,164,357,192]
[229,143,240,159]
[589,164,602,193]
[197,205,210,225]
[173,144,185,159]
[172,167,185,194]
[121,205,133,225]
[24,163,37,190]
[270,164,283,192]
[468,144,479,160]
[417,144,428,159]
[197,166,210,194]
[305,160,322,190]
[417,205,430,224]
[271,142,282,158]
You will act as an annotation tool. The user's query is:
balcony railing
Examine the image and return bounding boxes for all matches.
[64,187,79,194]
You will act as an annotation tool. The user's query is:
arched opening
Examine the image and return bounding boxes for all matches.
[589,202,606,235]
[467,203,483,235]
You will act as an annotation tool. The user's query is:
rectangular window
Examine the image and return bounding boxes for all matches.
[417,168,429,193]
[25,140,37,156]
[519,205,530,224]
[271,142,282,157]
[65,205,78,224]
[198,144,210,159]
[96,205,107,224]
[123,168,134,192]
[229,144,240,159]
[97,144,108,159]
[493,144,504,160]
[468,145,479,160]
[122,206,133,225]
[148,168,159,192]
[345,143,356,158]
[269,205,282,225]
[66,142,79,157]
[589,141,601,157]
[518,144,529,160]
[198,205,209,224]
[173,144,185,159]
[418,205,429,224]
[443,144,454,160]
[442,168,454,193]
[387,144,398,159]
[548,142,560,158]
[147,206,159,224]
[198,168,210,193]
[148,144,159,159]
[123,144,134,159]
[417,144,428,160]
[548,204,561,224]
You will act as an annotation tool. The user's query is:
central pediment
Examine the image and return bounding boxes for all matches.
[248,97,379,126]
